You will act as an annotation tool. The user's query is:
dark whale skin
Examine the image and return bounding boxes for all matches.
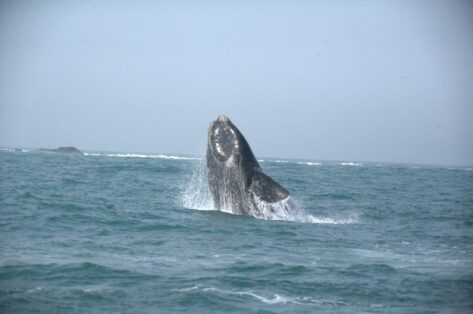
[206,115,289,216]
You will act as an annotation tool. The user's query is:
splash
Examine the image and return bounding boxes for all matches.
[181,160,358,224]
[250,196,359,224]
[182,159,214,211]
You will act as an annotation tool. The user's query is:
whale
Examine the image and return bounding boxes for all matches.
[206,115,292,218]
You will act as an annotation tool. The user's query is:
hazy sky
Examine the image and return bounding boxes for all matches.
[1,0,472,166]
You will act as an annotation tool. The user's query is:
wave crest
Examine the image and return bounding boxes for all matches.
[84,152,200,160]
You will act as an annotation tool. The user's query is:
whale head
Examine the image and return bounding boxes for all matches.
[207,115,257,167]
[206,115,290,215]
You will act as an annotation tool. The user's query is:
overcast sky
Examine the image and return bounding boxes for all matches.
[1,0,472,166]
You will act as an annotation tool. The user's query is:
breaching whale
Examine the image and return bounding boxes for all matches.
[206,115,292,218]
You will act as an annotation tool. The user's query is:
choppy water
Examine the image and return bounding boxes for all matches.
[1,149,472,313]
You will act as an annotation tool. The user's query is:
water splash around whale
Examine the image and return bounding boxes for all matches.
[181,160,358,224]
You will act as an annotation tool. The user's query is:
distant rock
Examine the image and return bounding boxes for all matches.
[40,146,84,155]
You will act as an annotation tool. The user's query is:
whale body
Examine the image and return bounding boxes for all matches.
[206,115,291,218]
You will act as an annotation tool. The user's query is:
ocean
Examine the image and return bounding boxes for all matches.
[1,149,472,313]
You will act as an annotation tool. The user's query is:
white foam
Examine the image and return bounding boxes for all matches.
[244,195,359,224]
[174,285,200,292]
[447,167,473,171]
[248,195,295,221]
[301,214,359,224]
[339,162,362,166]
[27,287,44,294]
[84,152,200,160]
[155,154,200,160]
[175,285,345,306]
[202,287,298,305]
[182,170,358,224]
[1,148,30,153]
[297,161,322,166]
[181,156,359,224]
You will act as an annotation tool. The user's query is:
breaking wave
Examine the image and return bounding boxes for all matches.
[174,285,348,306]
[339,162,362,166]
[83,152,200,160]
[174,285,299,304]
[1,148,29,152]
[297,161,322,166]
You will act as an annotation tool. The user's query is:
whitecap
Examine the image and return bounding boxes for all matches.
[103,153,200,160]
[155,154,200,160]
[301,214,359,224]
[27,287,44,294]
[446,167,473,171]
[339,162,362,166]
[174,285,200,292]
[201,287,298,305]
[296,161,322,166]
[177,285,346,306]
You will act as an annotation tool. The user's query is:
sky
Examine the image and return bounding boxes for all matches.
[1,0,472,166]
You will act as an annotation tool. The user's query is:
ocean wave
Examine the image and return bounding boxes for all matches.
[204,288,295,305]
[297,161,322,166]
[339,162,362,166]
[84,152,200,160]
[300,214,359,224]
[154,154,200,160]
[446,167,473,171]
[1,148,29,152]
[26,286,45,294]
[175,285,301,305]
[174,285,349,306]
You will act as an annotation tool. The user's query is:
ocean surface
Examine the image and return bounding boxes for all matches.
[1,149,472,313]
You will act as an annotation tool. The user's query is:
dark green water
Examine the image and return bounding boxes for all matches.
[1,149,472,313]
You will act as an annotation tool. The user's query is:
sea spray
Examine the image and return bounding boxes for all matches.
[182,158,214,211]
[180,157,358,224]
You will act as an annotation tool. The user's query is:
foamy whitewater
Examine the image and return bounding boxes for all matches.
[182,159,355,224]
[1,149,472,313]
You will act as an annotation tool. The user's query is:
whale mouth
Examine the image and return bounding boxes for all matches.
[208,115,239,161]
